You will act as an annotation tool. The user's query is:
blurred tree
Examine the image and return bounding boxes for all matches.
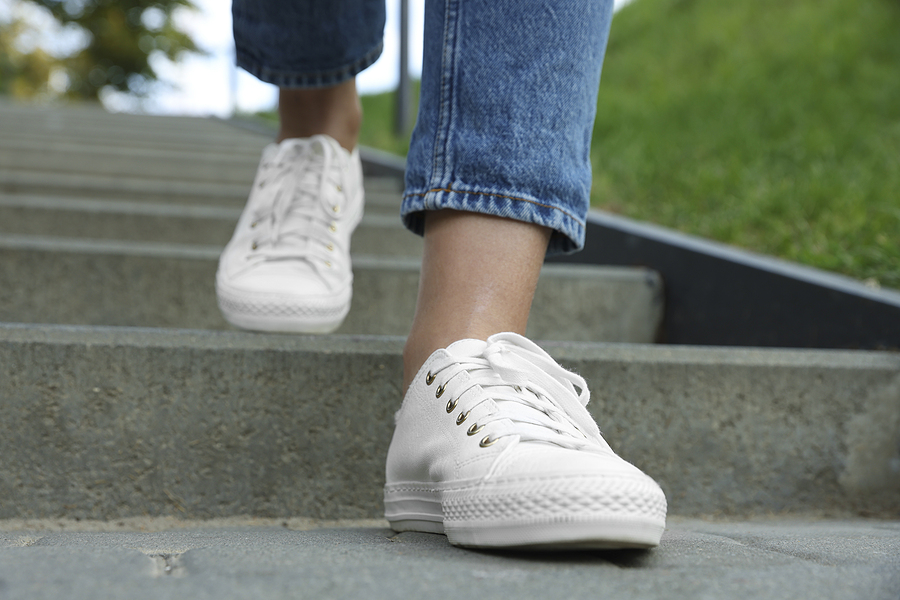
[0,0,200,101]
[1,16,57,97]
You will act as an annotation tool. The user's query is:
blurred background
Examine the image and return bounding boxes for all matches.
[0,0,426,114]
[1,0,898,289]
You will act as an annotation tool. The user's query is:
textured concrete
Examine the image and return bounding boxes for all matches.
[1,324,897,520]
[0,101,273,149]
[0,177,406,214]
[1,198,421,253]
[0,143,264,184]
[0,238,663,342]
[0,518,896,600]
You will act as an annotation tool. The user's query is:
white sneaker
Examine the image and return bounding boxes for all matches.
[384,332,667,549]
[216,135,364,333]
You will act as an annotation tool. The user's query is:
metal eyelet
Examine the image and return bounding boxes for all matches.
[425,372,435,386]
[251,242,258,250]
[435,384,445,399]
[330,222,338,232]
[514,385,522,393]
[250,221,257,229]
[479,436,497,448]
[332,205,340,214]
[445,398,457,413]
[324,261,332,268]
[336,184,342,192]
[455,411,469,426]
[467,423,484,436]
[326,244,334,252]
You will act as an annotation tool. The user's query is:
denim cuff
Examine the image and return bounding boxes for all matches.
[236,42,384,89]
[400,186,586,256]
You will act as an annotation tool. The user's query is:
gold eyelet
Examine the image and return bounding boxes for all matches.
[330,222,338,232]
[435,384,445,399]
[332,205,340,214]
[467,423,484,436]
[455,411,469,426]
[425,372,435,385]
[336,184,342,192]
[445,399,457,413]
[324,261,332,268]
[250,221,257,229]
[326,244,334,252]
[514,385,522,393]
[479,436,497,448]
[251,242,258,250]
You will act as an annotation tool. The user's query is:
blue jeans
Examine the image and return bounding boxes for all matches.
[233,0,614,255]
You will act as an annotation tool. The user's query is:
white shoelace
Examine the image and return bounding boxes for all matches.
[429,333,611,452]
[247,138,350,269]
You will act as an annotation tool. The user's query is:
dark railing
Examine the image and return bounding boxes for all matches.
[395,0,412,135]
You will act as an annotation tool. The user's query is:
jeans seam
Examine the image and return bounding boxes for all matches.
[403,188,586,230]
[430,0,459,193]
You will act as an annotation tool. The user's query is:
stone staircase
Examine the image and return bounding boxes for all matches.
[1,100,898,523]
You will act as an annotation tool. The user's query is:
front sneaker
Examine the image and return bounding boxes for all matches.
[384,332,667,549]
[216,135,364,333]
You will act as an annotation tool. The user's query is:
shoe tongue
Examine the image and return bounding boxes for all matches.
[444,338,488,358]
[261,143,281,161]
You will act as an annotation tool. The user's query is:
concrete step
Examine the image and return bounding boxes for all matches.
[0,101,271,148]
[0,172,403,212]
[0,132,267,159]
[1,323,897,520]
[0,235,662,342]
[0,143,265,185]
[0,196,421,254]
[0,518,897,600]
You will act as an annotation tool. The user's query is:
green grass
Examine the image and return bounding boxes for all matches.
[358,82,419,156]
[592,0,900,288]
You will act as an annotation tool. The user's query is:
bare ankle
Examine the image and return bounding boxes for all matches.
[277,80,362,151]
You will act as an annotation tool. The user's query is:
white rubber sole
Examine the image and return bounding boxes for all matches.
[384,478,667,549]
[216,281,351,334]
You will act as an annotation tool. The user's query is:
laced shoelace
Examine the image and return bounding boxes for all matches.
[428,333,611,452]
[247,138,350,271]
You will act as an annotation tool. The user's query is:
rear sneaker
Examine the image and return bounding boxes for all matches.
[216,135,364,333]
[384,332,667,549]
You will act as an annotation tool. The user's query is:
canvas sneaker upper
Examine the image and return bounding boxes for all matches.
[384,332,668,549]
[216,135,364,333]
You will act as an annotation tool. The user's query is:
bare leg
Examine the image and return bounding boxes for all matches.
[276,79,362,151]
[402,210,551,393]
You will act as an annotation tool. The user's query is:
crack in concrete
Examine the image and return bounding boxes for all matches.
[150,553,184,578]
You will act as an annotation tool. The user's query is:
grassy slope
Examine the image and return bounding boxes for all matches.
[358,83,419,157]
[348,0,900,287]
[592,0,900,288]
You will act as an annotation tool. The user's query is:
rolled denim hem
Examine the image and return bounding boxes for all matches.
[400,186,585,256]
[236,42,384,89]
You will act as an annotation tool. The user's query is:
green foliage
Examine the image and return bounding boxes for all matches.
[0,18,56,97]
[592,0,900,288]
[358,82,419,157]
[0,0,200,100]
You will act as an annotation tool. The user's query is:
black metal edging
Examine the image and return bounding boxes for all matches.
[548,210,900,350]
